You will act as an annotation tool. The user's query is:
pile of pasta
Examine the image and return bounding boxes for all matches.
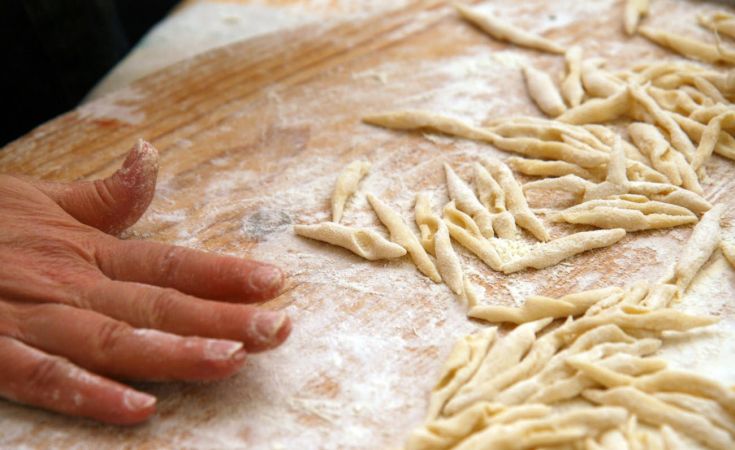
[293,2,735,448]
[407,206,735,449]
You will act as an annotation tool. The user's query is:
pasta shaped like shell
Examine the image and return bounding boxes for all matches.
[294,223,406,260]
[415,192,464,295]
[331,160,370,222]
[552,197,697,231]
[455,4,565,54]
[499,229,626,274]
[367,194,441,282]
[522,65,567,117]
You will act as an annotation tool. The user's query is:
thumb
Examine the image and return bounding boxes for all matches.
[31,140,160,235]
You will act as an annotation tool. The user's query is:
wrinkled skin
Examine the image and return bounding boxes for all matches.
[0,141,291,425]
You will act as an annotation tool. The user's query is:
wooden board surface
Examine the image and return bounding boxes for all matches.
[2,1,735,448]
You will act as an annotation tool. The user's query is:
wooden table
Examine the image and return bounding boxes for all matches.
[2,1,734,448]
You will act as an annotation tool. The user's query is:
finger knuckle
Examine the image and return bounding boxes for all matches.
[147,288,180,327]
[96,321,130,355]
[158,247,185,285]
[25,356,70,392]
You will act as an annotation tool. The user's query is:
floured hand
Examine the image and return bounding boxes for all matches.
[0,140,290,425]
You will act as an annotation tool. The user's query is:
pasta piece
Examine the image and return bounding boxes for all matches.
[629,86,698,165]
[639,283,678,310]
[624,0,649,35]
[693,112,735,171]
[448,319,552,414]
[454,407,627,450]
[415,193,464,295]
[363,110,495,142]
[507,157,596,179]
[722,241,735,269]
[584,387,735,450]
[560,305,718,338]
[473,163,517,239]
[655,392,735,437]
[693,76,728,104]
[294,222,406,260]
[455,4,565,54]
[522,65,567,117]
[491,135,608,168]
[367,194,441,282]
[551,197,698,231]
[562,46,585,107]
[646,86,701,116]
[583,137,628,201]
[557,87,630,124]
[469,286,622,324]
[499,229,626,274]
[426,328,496,421]
[626,181,711,215]
[581,58,625,98]
[490,116,610,152]
[406,402,503,450]
[660,425,689,450]
[445,165,495,239]
[627,122,701,193]
[698,11,735,40]
[583,124,653,166]
[331,160,370,222]
[482,157,550,241]
[674,204,723,291]
[671,111,735,161]
[461,276,481,309]
[443,202,503,271]
[639,26,735,65]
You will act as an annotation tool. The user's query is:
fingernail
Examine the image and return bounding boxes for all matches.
[248,266,284,293]
[123,390,156,411]
[204,340,244,361]
[253,311,287,343]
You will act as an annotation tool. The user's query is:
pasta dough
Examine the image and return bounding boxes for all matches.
[522,64,567,117]
[294,222,406,260]
[444,165,495,239]
[481,157,550,241]
[468,287,621,324]
[443,201,503,271]
[455,4,565,54]
[331,160,371,223]
[672,204,724,291]
[551,196,698,231]
[415,192,464,295]
[639,26,735,65]
[628,122,701,193]
[473,163,517,239]
[498,228,626,274]
[624,0,649,35]
[561,46,584,107]
[367,194,442,282]
[363,110,495,142]
[557,87,630,124]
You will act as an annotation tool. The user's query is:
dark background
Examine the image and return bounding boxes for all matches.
[0,0,180,147]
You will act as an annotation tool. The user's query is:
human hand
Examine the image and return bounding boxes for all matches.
[0,140,291,425]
